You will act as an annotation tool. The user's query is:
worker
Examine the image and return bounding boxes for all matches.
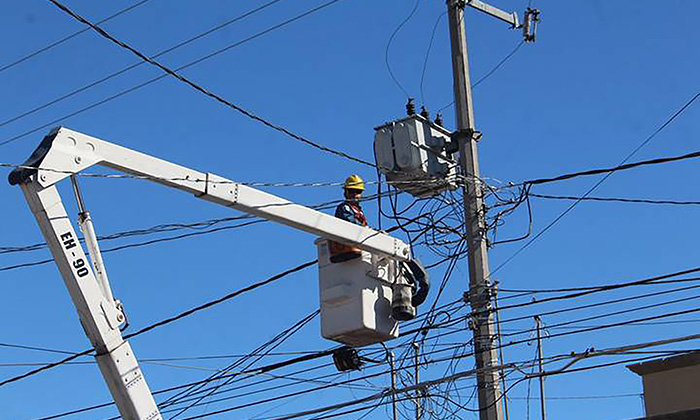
[329,174,368,263]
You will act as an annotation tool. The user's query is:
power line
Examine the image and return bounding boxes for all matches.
[0,162,464,190]
[385,0,421,98]
[419,11,447,106]
[123,260,316,340]
[508,393,640,400]
[0,0,353,149]
[0,0,286,130]
[154,331,470,416]
[198,353,539,420]
[0,219,262,273]
[0,0,153,74]
[162,310,321,419]
[36,343,450,420]
[45,0,374,168]
[0,187,385,256]
[26,312,469,420]
[0,259,315,389]
[0,342,74,356]
[487,266,700,317]
[32,330,634,420]
[530,192,700,206]
[501,292,700,339]
[497,282,700,327]
[437,40,526,113]
[525,149,700,186]
[490,88,700,277]
[0,189,404,263]
[499,276,700,294]
[498,307,700,359]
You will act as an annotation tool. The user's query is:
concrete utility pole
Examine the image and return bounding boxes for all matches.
[444,1,536,418]
[390,351,398,420]
[535,316,547,420]
[413,343,423,420]
[445,0,525,418]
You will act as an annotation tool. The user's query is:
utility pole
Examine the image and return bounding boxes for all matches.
[535,316,547,420]
[447,1,504,419]
[413,343,423,420]
[446,1,538,419]
[390,350,398,420]
[493,284,510,420]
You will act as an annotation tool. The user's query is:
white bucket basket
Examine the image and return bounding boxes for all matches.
[315,238,399,347]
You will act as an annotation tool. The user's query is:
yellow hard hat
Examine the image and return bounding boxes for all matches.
[343,174,365,191]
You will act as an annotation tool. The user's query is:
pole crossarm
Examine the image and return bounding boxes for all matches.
[462,0,520,28]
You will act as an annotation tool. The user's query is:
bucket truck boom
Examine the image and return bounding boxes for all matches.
[9,127,422,420]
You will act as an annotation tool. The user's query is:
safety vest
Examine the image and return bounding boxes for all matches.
[329,202,367,263]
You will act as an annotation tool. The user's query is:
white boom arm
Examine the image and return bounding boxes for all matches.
[9,127,411,420]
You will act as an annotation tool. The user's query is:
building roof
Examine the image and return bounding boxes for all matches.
[628,407,700,420]
[627,351,700,376]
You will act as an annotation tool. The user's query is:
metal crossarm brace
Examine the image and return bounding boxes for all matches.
[463,0,520,28]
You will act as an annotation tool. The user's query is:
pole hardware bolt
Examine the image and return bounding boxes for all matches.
[454,0,467,10]
[75,156,82,164]
[117,313,124,322]
[40,174,47,182]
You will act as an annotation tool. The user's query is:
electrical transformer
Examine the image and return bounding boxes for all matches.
[374,114,458,197]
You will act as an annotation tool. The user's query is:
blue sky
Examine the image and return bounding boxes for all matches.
[1,1,699,419]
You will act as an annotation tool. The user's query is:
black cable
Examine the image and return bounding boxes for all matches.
[0,220,262,273]
[26,335,542,420]
[0,189,395,256]
[158,316,470,411]
[0,259,315,389]
[487,266,700,318]
[0,190,403,273]
[156,340,467,417]
[501,291,700,339]
[0,342,74,356]
[526,149,700,186]
[153,324,472,415]
[0,0,349,149]
[497,282,700,327]
[0,0,286,131]
[0,349,92,388]
[124,260,315,341]
[163,310,320,419]
[0,0,153,74]
[490,184,532,246]
[481,306,700,363]
[530,193,700,206]
[500,275,700,294]
[437,40,526,113]
[419,11,446,106]
[385,0,421,98]
[490,88,700,278]
[45,0,373,168]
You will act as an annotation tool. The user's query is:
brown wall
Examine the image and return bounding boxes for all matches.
[642,365,700,416]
